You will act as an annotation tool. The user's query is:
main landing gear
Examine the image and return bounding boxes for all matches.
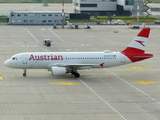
[23,69,27,77]
[71,71,80,78]
[22,69,80,78]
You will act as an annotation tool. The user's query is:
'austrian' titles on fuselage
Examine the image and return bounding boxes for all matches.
[29,54,63,61]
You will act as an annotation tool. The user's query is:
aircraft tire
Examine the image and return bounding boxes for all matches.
[74,73,80,78]
[23,73,26,77]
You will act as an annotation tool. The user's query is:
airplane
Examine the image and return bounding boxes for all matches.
[4,28,153,78]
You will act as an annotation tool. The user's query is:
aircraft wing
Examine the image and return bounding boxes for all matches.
[55,63,99,69]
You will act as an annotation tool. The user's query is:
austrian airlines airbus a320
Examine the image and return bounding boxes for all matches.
[4,28,153,78]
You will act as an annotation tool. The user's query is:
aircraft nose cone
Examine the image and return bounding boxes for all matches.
[4,60,11,67]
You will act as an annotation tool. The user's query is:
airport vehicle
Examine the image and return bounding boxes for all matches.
[96,20,100,25]
[43,39,52,47]
[154,20,160,24]
[107,19,125,25]
[4,28,153,78]
[131,25,140,29]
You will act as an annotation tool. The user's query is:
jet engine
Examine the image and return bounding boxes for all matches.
[51,67,67,75]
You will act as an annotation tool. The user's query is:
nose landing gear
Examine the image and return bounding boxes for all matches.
[23,69,26,77]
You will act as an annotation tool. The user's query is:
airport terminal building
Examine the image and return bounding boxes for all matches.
[8,11,66,25]
[72,0,143,16]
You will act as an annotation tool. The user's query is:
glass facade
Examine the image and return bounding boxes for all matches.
[125,0,134,5]
[80,4,97,7]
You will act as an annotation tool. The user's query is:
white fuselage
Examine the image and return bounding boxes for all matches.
[4,51,131,70]
[4,28,153,77]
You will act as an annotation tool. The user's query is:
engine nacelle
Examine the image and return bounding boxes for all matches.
[51,67,67,76]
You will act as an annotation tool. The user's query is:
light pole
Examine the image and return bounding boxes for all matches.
[137,0,140,25]
[62,0,64,28]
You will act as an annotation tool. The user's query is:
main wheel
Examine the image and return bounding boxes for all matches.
[74,73,80,78]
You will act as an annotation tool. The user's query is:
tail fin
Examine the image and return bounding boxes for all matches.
[122,28,150,53]
[121,28,153,62]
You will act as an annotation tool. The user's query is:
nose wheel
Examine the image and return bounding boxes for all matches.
[23,69,27,77]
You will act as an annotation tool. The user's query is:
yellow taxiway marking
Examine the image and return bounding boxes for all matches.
[126,66,152,69]
[131,81,160,85]
[0,72,3,80]
[0,76,4,80]
[49,81,81,85]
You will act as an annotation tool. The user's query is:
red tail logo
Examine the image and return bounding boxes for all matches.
[135,40,145,46]
[120,28,153,63]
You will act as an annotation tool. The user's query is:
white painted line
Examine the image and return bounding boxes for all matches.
[41,28,46,30]
[41,48,48,52]
[74,48,78,52]
[23,28,39,43]
[48,28,65,42]
[78,78,127,120]
[81,44,84,46]
[92,70,157,120]
[104,68,159,103]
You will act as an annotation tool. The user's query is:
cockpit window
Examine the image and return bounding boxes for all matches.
[12,57,18,60]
